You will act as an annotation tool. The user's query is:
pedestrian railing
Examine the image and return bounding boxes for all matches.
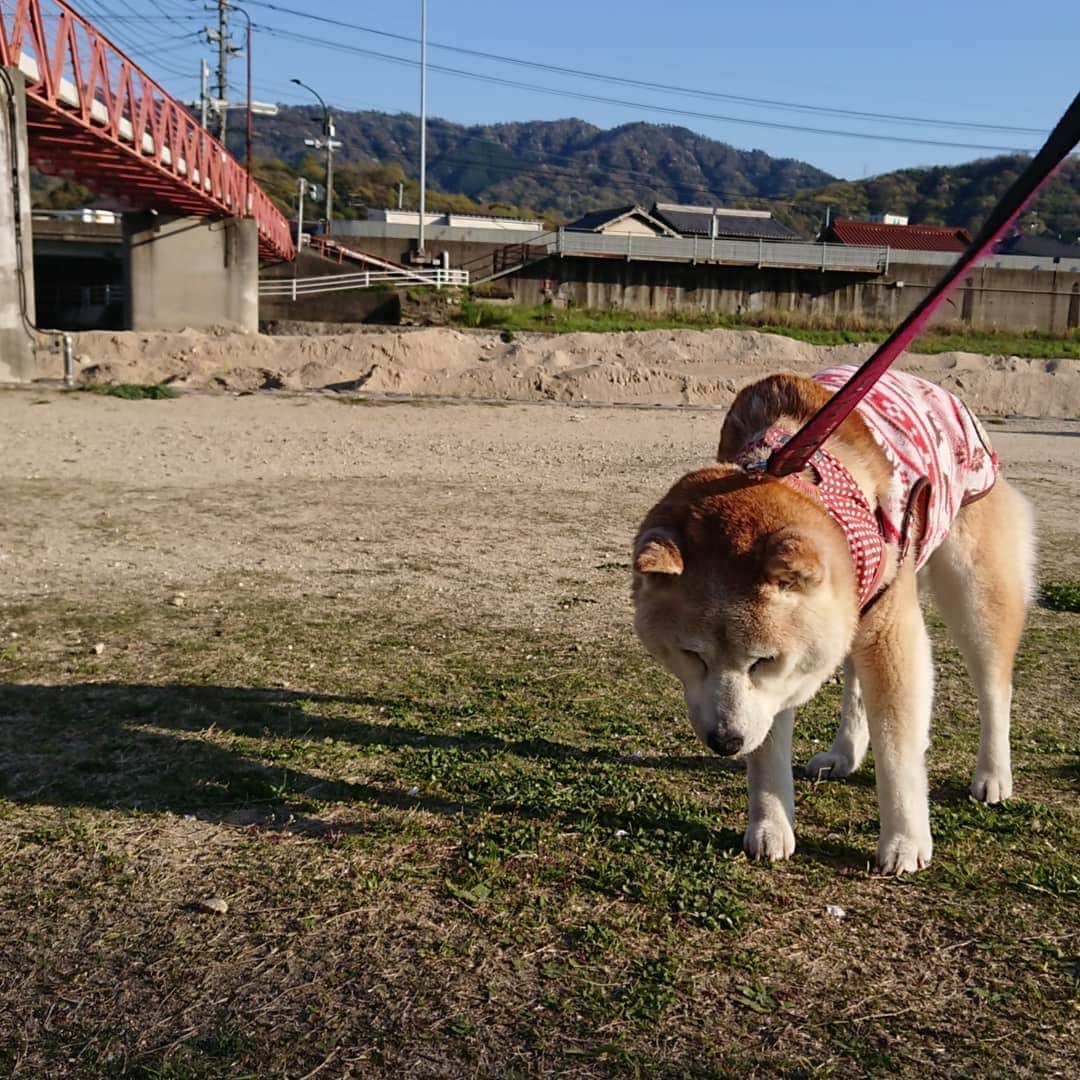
[259,266,469,298]
[554,230,890,272]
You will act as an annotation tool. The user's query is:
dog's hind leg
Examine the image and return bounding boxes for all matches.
[805,656,869,780]
[925,479,1035,804]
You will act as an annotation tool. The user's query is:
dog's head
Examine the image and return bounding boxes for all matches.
[632,465,858,758]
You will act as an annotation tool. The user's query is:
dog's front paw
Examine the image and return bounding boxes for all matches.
[744,817,796,862]
[804,748,858,780]
[876,832,932,876]
[971,769,1012,804]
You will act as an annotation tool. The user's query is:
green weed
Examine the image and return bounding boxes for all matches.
[77,383,179,400]
[451,300,1080,359]
[1040,580,1080,612]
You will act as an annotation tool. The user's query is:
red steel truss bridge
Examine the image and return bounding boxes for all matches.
[0,0,294,260]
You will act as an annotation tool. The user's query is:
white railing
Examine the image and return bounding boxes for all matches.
[324,221,1078,275]
[554,229,890,272]
[259,266,469,298]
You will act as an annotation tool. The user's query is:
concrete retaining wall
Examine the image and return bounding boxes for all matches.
[506,256,1080,333]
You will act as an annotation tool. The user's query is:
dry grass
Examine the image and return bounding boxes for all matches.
[1,580,1077,1078]
[453,300,1080,359]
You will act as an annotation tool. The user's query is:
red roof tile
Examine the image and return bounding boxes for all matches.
[826,219,971,252]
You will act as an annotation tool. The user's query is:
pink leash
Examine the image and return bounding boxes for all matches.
[767,91,1080,478]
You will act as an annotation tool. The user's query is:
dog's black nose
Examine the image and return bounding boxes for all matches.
[707,731,742,757]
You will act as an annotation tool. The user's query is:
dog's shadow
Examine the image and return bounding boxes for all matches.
[0,681,743,835]
[0,681,892,870]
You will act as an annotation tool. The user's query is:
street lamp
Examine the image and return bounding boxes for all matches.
[290,77,339,235]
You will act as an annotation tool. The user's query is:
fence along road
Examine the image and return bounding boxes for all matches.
[260,266,470,299]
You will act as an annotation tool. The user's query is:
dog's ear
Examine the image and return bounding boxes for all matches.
[633,528,684,576]
[762,529,823,590]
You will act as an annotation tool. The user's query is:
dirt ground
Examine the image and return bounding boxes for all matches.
[1,341,1078,1077]
[2,386,1078,619]
[33,324,1080,417]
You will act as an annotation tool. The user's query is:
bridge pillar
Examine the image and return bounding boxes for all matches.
[123,213,258,333]
[0,67,36,381]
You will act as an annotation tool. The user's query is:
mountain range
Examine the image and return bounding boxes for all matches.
[246,109,1078,241]
[250,110,832,217]
[30,108,1079,242]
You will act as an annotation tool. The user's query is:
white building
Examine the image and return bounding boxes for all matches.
[365,208,543,233]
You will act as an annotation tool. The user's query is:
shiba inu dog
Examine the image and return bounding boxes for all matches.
[632,367,1035,875]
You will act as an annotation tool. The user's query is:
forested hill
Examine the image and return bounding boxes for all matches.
[249,109,834,217]
[783,156,1080,241]
[249,109,1078,240]
[31,105,1078,242]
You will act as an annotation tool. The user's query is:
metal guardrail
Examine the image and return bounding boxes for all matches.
[260,266,469,298]
[553,230,889,272]
[877,248,1080,273]
[288,220,1080,278]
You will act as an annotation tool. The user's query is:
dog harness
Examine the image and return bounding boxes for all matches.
[737,427,887,609]
[814,366,998,569]
[737,368,999,611]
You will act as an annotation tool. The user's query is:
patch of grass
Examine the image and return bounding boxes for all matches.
[1019,859,1080,899]
[452,299,1080,359]
[1040,580,1080,612]
[76,383,179,400]
[619,955,679,1023]
[0,590,1076,1077]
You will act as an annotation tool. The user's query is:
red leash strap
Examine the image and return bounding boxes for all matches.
[767,91,1080,478]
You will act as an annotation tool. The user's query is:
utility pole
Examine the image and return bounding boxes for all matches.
[418,0,428,257]
[199,59,209,130]
[294,178,318,285]
[296,177,308,259]
[325,109,335,230]
[204,1,240,143]
[197,3,277,208]
[216,0,229,143]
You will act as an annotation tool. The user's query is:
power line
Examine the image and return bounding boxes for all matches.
[252,22,1036,155]
[144,0,197,29]
[78,1,204,80]
[242,0,1047,138]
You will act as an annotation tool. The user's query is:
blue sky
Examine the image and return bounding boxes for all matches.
[92,1,1078,182]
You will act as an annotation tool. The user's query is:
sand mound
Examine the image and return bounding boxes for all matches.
[35,325,1080,418]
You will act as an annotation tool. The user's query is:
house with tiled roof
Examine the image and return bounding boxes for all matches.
[996,233,1080,260]
[822,218,970,252]
[566,204,678,237]
[651,203,803,241]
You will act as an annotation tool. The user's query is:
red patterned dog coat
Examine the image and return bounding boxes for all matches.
[814,366,999,570]
[736,367,999,610]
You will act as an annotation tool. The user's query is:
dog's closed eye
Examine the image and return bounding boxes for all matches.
[749,655,776,674]
[681,649,708,673]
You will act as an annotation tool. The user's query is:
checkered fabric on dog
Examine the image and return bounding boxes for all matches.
[813,366,999,570]
[737,427,886,609]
